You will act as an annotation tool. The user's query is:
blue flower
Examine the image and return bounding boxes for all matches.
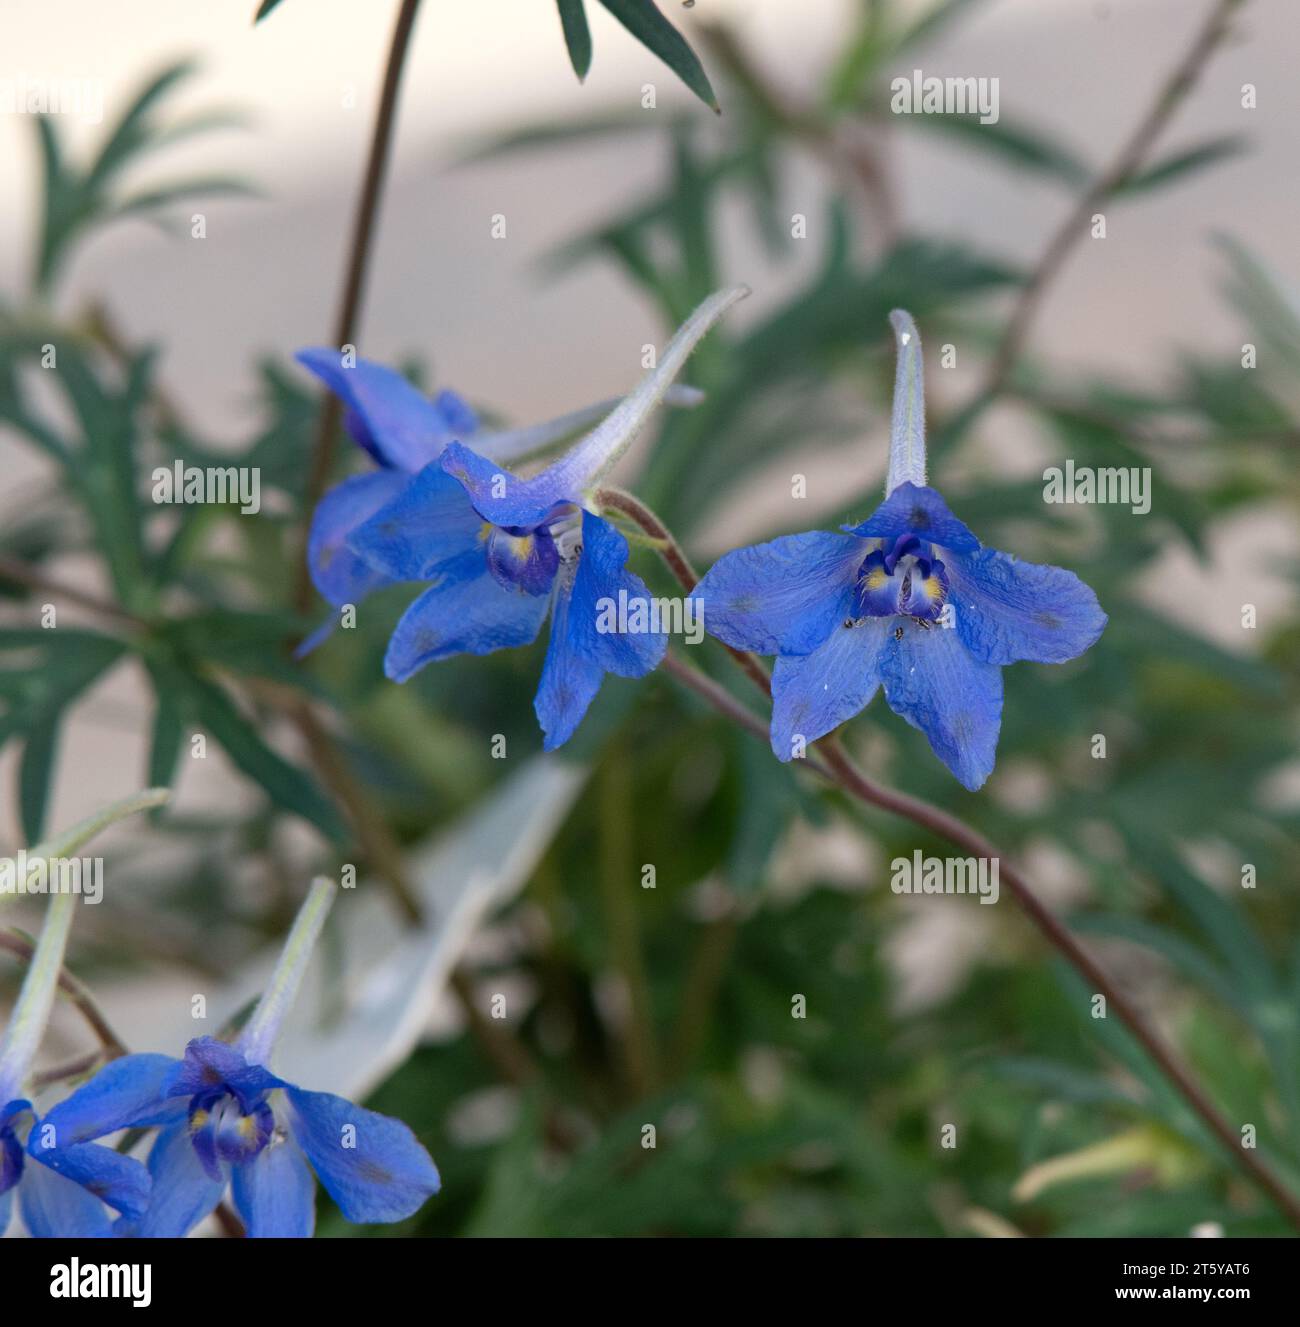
[693,311,1106,790]
[40,881,440,1238]
[40,1038,438,1238]
[1,1097,150,1238]
[296,349,706,636]
[326,286,748,749]
[295,349,481,619]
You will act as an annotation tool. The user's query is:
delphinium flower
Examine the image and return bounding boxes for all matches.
[296,347,703,650]
[327,286,749,749]
[1,792,165,1237]
[42,878,440,1238]
[693,310,1106,790]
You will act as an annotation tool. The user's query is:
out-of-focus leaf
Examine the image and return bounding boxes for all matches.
[1215,233,1300,368]
[254,0,285,21]
[19,711,61,843]
[33,61,251,291]
[907,111,1090,186]
[182,673,340,839]
[557,0,593,80]
[1115,135,1248,198]
[597,0,718,112]
[111,177,259,221]
[146,669,185,796]
[0,630,126,838]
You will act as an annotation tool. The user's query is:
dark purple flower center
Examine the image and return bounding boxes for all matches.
[851,533,948,622]
[187,1080,275,1179]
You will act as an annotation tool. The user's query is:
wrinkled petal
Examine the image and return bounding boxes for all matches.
[385,566,550,682]
[847,482,980,554]
[168,1038,283,1107]
[770,618,891,760]
[307,470,409,607]
[946,546,1107,666]
[41,1054,182,1144]
[231,1132,316,1238]
[439,442,572,531]
[347,463,486,584]
[19,1157,114,1238]
[297,350,471,473]
[694,532,864,656]
[286,1086,439,1225]
[28,1139,151,1221]
[534,513,666,750]
[879,622,1003,791]
[125,1122,227,1239]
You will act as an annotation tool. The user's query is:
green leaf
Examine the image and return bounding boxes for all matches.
[254,0,285,21]
[1115,135,1248,198]
[597,0,718,111]
[87,61,198,193]
[557,0,593,80]
[110,176,258,220]
[907,112,1090,187]
[20,711,61,843]
[184,674,340,839]
[147,677,185,795]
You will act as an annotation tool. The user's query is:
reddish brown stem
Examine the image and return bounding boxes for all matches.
[295,0,424,612]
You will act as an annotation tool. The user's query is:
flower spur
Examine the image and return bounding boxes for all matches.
[0,793,166,1237]
[693,309,1107,790]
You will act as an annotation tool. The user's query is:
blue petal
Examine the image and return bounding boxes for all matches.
[28,1139,151,1221]
[231,1134,316,1238]
[533,513,667,750]
[432,388,479,439]
[439,442,573,531]
[285,1086,439,1225]
[770,618,891,760]
[0,1184,11,1236]
[847,482,980,554]
[296,350,464,473]
[533,592,604,752]
[40,1054,182,1143]
[694,532,864,656]
[347,463,486,584]
[879,622,1003,790]
[946,546,1107,665]
[307,469,409,607]
[169,1038,283,1107]
[125,1122,227,1238]
[19,1157,114,1237]
[385,565,550,681]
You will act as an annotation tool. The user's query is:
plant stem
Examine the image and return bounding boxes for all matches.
[295,0,424,612]
[0,928,129,1064]
[616,488,1300,1229]
[980,0,1245,397]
